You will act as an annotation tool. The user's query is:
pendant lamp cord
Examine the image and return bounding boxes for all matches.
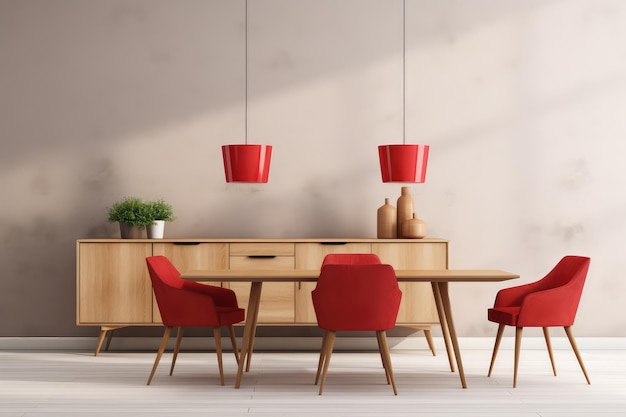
[244,0,248,145]
[402,0,406,145]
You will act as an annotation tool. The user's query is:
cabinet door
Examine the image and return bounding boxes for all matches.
[294,242,371,324]
[229,244,296,324]
[77,242,153,324]
[372,242,448,324]
[152,243,229,323]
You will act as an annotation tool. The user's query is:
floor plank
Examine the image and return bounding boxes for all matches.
[0,346,625,416]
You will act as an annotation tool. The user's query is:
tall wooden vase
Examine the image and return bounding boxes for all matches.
[396,186,414,238]
[377,198,397,239]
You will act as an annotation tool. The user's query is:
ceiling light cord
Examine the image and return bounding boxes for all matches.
[402,0,406,145]
[245,0,248,145]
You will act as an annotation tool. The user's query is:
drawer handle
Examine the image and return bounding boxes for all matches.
[247,255,277,259]
[173,242,201,245]
[320,242,347,245]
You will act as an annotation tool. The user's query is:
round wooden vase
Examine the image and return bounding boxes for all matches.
[401,213,427,239]
[377,198,397,239]
[396,186,414,238]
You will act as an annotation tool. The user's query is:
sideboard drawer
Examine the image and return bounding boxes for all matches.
[230,243,294,256]
[230,255,295,270]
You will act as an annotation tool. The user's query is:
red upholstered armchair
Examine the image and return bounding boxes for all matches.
[145,256,244,386]
[312,263,402,395]
[321,253,436,356]
[487,255,591,387]
[321,253,382,266]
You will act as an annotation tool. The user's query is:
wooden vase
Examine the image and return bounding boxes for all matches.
[401,213,427,239]
[396,186,414,238]
[377,198,397,239]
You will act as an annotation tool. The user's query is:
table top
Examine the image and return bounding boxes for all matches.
[181,269,520,283]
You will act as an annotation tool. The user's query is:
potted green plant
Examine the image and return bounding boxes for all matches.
[107,196,152,238]
[146,199,175,239]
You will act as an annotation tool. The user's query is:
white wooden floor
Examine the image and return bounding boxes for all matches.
[1,344,625,416]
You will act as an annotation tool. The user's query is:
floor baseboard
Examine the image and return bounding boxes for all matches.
[1,336,624,352]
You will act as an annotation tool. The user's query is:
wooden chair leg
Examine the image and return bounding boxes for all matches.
[147,326,173,385]
[423,327,436,356]
[564,326,591,384]
[318,331,336,395]
[513,326,523,388]
[315,331,329,386]
[245,332,254,372]
[170,327,184,376]
[488,323,505,377]
[214,327,224,386]
[543,327,557,376]
[376,330,391,385]
[377,330,398,395]
[228,325,240,365]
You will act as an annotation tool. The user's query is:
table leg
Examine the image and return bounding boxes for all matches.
[245,295,261,373]
[437,282,467,388]
[431,283,455,372]
[235,281,263,389]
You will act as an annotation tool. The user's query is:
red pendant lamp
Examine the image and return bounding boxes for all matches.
[378,143,429,183]
[379,0,429,183]
[222,0,272,183]
[222,144,272,183]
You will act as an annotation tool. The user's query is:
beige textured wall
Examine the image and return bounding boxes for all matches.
[1,0,625,338]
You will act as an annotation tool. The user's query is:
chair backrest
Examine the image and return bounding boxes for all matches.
[513,256,591,327]
[146,255,221,326]
[146,255,184,289]
[534,255,590,293]
[146,256,185,325]
[321,253,381,266]
[312,264,402,331]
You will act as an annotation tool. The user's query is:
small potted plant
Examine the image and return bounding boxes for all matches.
[146,199,175,239]
[107,196,153,238]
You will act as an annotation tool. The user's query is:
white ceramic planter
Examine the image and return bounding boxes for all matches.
[147,220,165,239]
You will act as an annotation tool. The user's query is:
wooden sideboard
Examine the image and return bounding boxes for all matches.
[76,238,449,354]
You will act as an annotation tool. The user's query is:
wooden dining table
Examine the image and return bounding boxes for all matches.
[181,268,519,389]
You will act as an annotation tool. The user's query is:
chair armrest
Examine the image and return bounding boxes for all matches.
[494,280,546,308]
[517,283,582,327]
[155,287,221,326]
[182,281,239,307]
